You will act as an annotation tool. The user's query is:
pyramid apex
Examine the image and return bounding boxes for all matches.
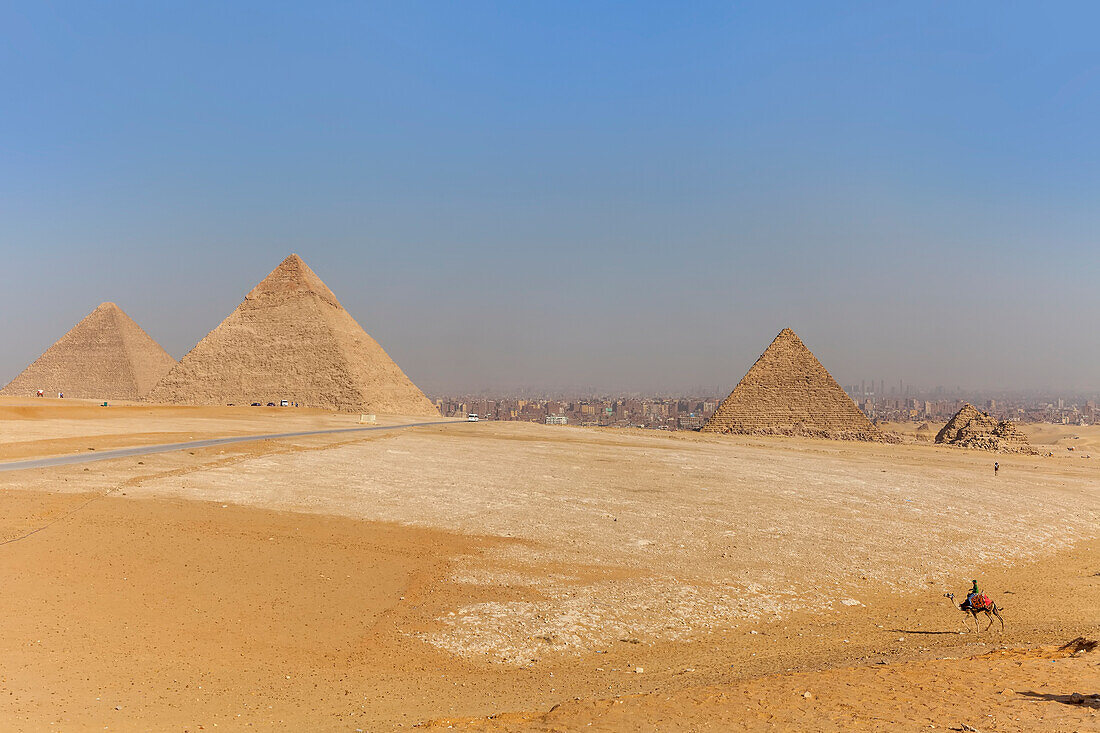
[90,302,129,323]
[246,254,340,306]
[764,327,805,350]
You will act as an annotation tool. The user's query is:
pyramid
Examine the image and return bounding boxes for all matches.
[0,302,176,400]
[935,403,988,444]
[935,403,1034,453]
[146,254,438,415]
[701,328,881,440]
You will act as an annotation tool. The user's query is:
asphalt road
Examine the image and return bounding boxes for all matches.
[0,420,462,473]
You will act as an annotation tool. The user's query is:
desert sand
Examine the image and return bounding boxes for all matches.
[0,399,1096,731]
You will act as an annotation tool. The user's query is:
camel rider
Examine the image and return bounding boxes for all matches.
[965,580,981,608]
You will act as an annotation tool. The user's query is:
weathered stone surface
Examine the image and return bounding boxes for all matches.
[1,302,175,400]
[701,328,881,441]
[935,403,1034,453]
[146,254,438,415]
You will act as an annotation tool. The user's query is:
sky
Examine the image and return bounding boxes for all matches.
[1,2,1098,395]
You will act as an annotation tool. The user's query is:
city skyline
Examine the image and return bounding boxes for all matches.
[431,390,1097,431]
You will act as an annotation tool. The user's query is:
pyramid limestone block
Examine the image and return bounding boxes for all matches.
[146,254,438,416]
[0,302,176,400]
[701,328,881,441]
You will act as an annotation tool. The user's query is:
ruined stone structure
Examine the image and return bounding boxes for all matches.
[1,302,176,400]
[701,328,881,441]
[146,254,438,415]
[935,403,1034,453]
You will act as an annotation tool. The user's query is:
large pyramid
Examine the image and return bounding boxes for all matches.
[0,302,176,400]
[701,328,881,441]
[146,254,438,415]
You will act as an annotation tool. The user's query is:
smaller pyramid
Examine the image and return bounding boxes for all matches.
[146,254,438,415]
[935,404,987,444]
[935,404,1034,453]
[701,328,881,441]
[0,302,176,400]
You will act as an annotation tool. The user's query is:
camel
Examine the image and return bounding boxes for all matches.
[944,592,1005,633]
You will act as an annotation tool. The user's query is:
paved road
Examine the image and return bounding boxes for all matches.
[0,420,462,473]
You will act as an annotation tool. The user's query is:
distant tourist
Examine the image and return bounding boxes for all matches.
[994,461,999,474]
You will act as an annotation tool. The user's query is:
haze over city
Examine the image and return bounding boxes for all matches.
[3,2,1099,395]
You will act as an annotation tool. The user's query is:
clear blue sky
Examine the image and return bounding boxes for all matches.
[2,2,1098,394]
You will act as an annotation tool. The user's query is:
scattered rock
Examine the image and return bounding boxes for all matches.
[1068,692,1100,704]
[1059,637,1097,656]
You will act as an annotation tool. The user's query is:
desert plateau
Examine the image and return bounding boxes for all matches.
[0,398,1096,731]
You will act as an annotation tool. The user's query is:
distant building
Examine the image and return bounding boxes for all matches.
[545,414,568,425]
[678,414,705,430]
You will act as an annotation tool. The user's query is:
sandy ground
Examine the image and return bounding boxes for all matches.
[427,641,1100,731]
[0,402,1097,731]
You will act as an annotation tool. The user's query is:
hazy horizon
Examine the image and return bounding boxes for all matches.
[2,3,1098,394]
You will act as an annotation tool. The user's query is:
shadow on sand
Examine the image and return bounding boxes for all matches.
[1017,691,1100,709]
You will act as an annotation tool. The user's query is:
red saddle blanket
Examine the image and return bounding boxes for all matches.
[967,593,992,610]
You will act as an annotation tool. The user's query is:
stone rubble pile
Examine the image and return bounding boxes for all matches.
[935,403,1035,454]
